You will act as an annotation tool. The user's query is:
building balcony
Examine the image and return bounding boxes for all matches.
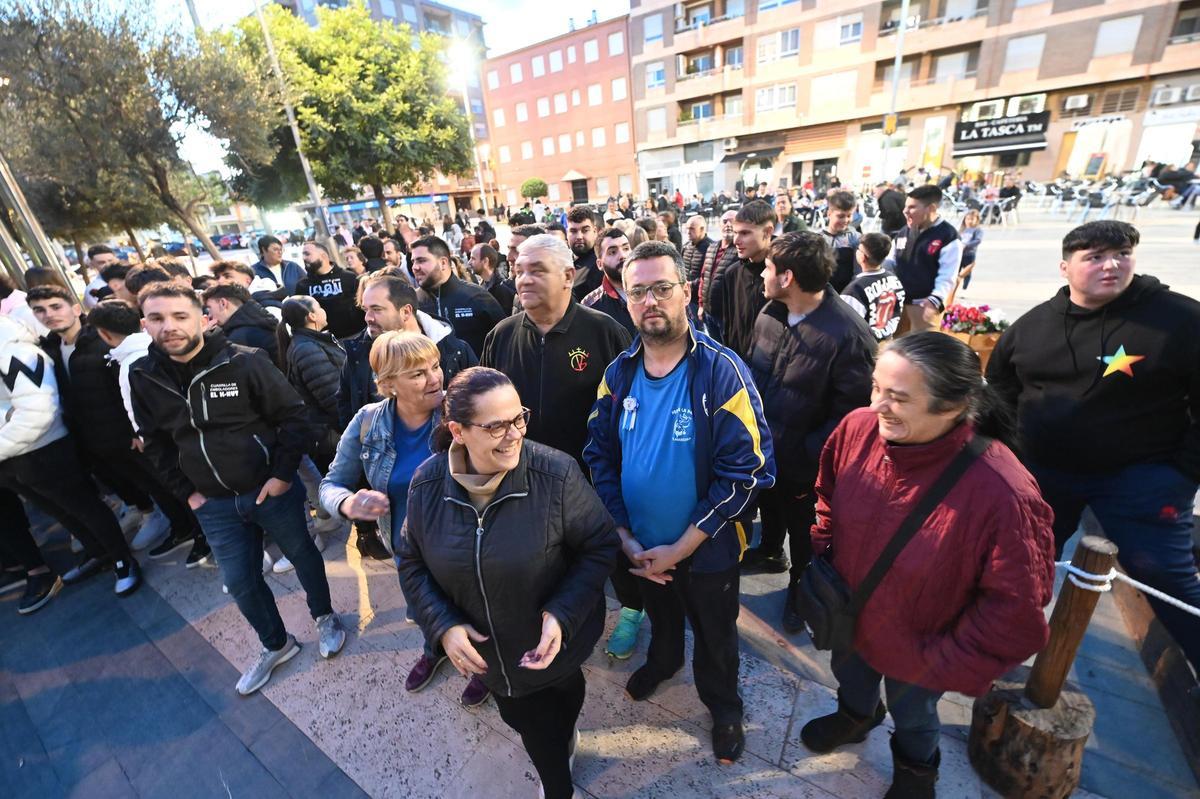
[879,5,987,37]
[659,113,745,146]
[672,64,746,102]
[859,71,978,120]
[1160,32,1200,74]
[672,13,746,53]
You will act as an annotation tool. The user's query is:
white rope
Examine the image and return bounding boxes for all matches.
[1055,561,1200,618]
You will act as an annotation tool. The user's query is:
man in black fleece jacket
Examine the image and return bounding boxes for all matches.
[202,283,280,364]
[988,220,1200,676]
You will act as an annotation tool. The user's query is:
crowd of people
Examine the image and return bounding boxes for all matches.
[0,190,1197,798]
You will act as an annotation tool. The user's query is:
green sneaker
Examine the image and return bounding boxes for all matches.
[605,607,645,660]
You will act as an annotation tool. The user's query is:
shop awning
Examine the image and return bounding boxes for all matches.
[561,169,588,181]
[951,112,1049,159]
[721,146,784,163]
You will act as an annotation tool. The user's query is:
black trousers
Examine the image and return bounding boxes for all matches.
[640,561,743,724]
[97,447,200,535]
[0,437,130,563]
[610,550,644,612]
[0,487,47,572]
[492,668,586,799]
[757,484,817,580]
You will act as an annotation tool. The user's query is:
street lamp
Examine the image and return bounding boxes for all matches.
[448,39,490,218]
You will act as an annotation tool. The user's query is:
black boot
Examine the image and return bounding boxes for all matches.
[355,522,391,561]
[782,578,805,634]
[800,691,886,753]
[884,736,939,799]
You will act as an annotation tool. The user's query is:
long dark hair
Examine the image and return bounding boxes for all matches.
[882,332,1018,452]
[275,295,318,370]
[431,367,513,452]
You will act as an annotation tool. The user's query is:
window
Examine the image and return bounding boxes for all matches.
[1015,0,1047,6]
[592,127,607,147]
[1006,94,1045,115]
[758,0,798,11]
[596,177,610,196]
[691,100,714,119]
[510,62,524,83]
[1093,15,1142,58]
[725,93,743,117]
[644,14,663,44]
[726,45,744,68]
[619,174,633,193]
[571,89,581,105]
[548,183,561,201]
[584,39,599,63]
[401,3,418,23]
[470,98,484,114]
[486,70,499,89]
[381,1,396,19]
[506,188,517,205]
[542,137,555,156]
[492,108,506,127]
[684,142,714,162]
[588,84,603,105]
[647,107,667,131]
[615,122,630,143]
[757,36,777,64]
[1004,33,1045,72]
[780,28,800,57]
[521,141,533,159]
[756,83,798,111]
[498,145,512,163]
[840,13,863,44]
[475,122,488,139]
[531,55,545,77]
[567,45,577,63]
[1100,86,1139,113]
[727,0,745,16]
[554,92,567,114]
[1173,6,1200,38]
[934,51,970,81]
[688,53,715,73]
[575,130,584,146]
[515,102,528,122]
[537,97,550,117]
[611,77,627,101]
[558,133,572,153]
[646,61,666,89]
[608,32,624,57]
[549,50,563,72]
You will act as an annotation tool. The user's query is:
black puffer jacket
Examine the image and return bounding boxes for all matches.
[681,237,712,290]
[397,441,618,699]
[285,328,346,427]
[223,300,279,363]
[698,239,739,321]
[42,325,133,454]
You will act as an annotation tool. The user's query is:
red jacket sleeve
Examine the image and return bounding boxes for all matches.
[922,489,1056,695]
[810,415,850,557]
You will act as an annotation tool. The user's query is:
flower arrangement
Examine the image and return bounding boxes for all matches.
[940,303,1010,336]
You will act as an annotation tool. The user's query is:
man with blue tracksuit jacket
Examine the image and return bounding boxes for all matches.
[584,241,775,766]
[252,235,306,295]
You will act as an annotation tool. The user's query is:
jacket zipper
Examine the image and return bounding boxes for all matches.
[140,365,234,492]
[444,491,529,697]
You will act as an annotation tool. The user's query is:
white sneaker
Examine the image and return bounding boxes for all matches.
[131,508,170,550]
[272,555,294,574]
[117,506,144,536]
[235,635,301,696]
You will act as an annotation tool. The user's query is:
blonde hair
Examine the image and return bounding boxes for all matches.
[369,331,440,396]
[961,209,981,229]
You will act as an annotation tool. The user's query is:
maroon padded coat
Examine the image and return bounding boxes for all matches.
[811,408,1055,696]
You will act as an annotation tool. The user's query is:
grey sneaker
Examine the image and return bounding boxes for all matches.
[236,635,301,696]
[316,612,346,659]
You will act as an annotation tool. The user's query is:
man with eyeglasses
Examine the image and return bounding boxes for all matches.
[480,234,630,469]
[584,241,775,766]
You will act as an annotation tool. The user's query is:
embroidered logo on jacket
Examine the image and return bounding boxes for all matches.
[926,239,943,256]
[568,347,589,372]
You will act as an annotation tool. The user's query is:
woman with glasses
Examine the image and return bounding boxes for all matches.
[397,367,617,799]
[320,331,487,707]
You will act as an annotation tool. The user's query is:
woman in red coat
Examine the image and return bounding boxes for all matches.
[800,332,1055,798]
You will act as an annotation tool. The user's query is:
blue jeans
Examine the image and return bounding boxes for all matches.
[1032,461,1200,671]
[832,650,942,765]
[194,478,333,651]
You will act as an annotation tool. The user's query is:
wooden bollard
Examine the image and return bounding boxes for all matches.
[968,536,1117,798]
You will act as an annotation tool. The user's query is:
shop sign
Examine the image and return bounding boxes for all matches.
[952,111,1049,157]
[1069,114,1126,130]
[1144,106,1200,126]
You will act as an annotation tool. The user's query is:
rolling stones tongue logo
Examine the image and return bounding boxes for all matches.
[568,347,589,372]
[927,239,944,255]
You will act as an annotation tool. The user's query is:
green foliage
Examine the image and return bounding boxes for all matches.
[520,178,549,200]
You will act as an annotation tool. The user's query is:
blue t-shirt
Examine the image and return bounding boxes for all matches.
[388,416,434,551]
[618,359,698,549]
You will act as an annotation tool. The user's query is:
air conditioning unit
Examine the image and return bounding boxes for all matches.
[723,137,739,150]
[973,100,1005,120]
[1186,84,1200,102]
[1063,94,1090,110]
[1153,87,1183,105]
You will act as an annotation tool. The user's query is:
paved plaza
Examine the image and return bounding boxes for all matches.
[2,205,1199,798]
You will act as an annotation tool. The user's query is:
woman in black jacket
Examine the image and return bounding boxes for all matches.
[277,296,346,471]
[397,368,617,799]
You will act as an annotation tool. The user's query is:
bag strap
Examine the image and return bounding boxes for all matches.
[847,434,991,616]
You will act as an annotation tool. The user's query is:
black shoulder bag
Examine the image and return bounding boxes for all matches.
[799,434,991,652]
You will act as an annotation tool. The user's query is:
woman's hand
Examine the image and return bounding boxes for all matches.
[339,489,389,521]
[441,624,490,677]
[518,612,562,670]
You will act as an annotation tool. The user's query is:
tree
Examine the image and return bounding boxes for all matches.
[222,3,474,234]
[0,0,282,259]
[521,178,549,200]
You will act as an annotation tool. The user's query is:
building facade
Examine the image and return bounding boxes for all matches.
[626,0,1200,197]
[480,16,639,208]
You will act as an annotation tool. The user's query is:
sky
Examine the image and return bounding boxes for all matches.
[162,0,630,174]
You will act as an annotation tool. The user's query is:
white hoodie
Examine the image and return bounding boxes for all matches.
[106,331,152,434]
[0,315,68,461]
[416,309,452,345]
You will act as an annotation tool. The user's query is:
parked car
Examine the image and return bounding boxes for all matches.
[217,233,241,249]
[162,240,200,256]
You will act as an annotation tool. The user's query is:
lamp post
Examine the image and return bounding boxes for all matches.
[449,40,490,218]
[882,0,911,183]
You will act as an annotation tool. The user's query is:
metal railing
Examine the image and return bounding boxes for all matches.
[879,6,988,36]
[675,12,745,33]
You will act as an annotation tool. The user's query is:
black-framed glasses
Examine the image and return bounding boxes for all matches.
[464,407,531,439]
[627,281,683,304]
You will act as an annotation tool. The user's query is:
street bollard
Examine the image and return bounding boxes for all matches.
[968,535,1117,798]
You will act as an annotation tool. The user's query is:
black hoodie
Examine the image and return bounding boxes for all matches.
[222,299,279,363]
[987,275,1200,479]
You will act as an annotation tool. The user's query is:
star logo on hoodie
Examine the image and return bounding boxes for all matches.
[1097,345,1145,378]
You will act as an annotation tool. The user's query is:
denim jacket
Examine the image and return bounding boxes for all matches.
[319,397,439,553]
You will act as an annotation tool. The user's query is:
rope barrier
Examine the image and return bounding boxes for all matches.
[1055,561,1200,618]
